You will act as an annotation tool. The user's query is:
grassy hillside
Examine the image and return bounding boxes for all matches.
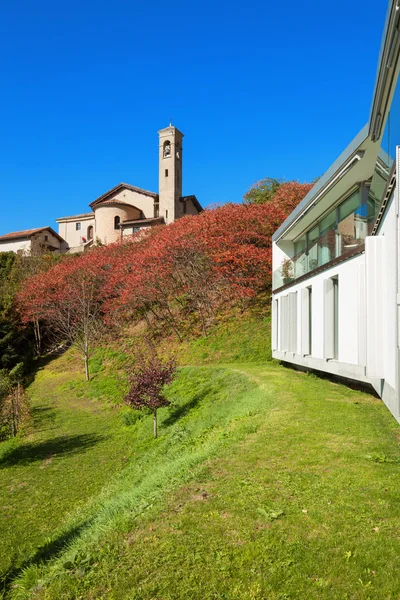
[1,315,400,599]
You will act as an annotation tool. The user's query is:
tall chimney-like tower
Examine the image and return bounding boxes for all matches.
[158,125,183,224]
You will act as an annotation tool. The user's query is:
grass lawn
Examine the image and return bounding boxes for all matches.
[0,352,135,597]
[1,316,400,599]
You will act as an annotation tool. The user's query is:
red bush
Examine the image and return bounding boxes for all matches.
[17,182,311,343]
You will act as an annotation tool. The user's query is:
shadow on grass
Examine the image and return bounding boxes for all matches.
[281,361,380,397]
[0,518,94,598]
[0,433,106,468]
[163,390,209,427]
[24,344,71,389]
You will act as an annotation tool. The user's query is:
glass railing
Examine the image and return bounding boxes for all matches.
[273,225,366,289]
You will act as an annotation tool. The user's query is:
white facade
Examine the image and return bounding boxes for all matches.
[0,239,32,254]
[0,227,67,255]
[272,0,400,422]
[57,214,96,250]
[56,126,202,251]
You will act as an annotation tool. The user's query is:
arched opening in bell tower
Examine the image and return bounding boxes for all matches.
[163,140,171,158]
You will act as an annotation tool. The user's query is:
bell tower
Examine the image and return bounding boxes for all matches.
[158,124,183,224]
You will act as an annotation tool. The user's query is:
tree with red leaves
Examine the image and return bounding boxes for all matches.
[17,179,313,355]
[124,355,176,438]
[17,254,109,380]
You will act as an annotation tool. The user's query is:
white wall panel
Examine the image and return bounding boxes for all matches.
[288,292,297,353]
[280,295,289,352]
[272,299,278,351]
[324,278,335,359]
[357,262,366,367]
[301,288,310,356]
[365,236,385,378]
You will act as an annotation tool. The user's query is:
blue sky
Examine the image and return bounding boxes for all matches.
[0,0,389,235]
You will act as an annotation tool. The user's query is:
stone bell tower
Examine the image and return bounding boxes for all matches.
[158,124,183,224]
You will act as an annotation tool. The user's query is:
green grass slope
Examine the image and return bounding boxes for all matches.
[1,315,400,599]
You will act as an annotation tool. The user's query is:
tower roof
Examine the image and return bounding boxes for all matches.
[158,125,184,137]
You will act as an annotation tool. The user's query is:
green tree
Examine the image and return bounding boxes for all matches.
[243,177,283,205]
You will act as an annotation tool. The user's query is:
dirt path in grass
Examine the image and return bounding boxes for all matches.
[0,356,133,590]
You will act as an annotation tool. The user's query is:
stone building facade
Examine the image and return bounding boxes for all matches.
[56,125,202,251]
[0,227,68,255]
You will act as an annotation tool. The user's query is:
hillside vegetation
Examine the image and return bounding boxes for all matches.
[2,183,400,599]
[1,314,400,599]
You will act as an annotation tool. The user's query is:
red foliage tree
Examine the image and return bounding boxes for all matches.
[17,180,312,351]
[124,355,176,438]
[17,253,110,380]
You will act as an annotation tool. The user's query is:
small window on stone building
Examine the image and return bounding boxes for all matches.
[165,169,168,177]
[44,235,48,241]
[166,210,168,220]
[114,216,120,230]
[76,223,81,231]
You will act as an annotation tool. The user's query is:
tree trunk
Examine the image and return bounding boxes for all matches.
[153,409,157,438]
[34,319,42,356]
[10,390,16,437]
[84,349,90,382]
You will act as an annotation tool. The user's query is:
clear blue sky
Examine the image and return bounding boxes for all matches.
[0,0,389,235]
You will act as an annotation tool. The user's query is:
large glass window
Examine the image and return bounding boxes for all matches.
[294,235,307,277]
[369,70,400,231]
[275,187,368,288]
[318,209,336,267]
[307,225,319,272]
[337,189,364,254]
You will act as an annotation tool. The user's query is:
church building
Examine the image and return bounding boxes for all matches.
[56,125,202,251]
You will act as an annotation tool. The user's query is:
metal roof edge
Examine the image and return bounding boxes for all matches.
[368,0,399,137]
[272,124,369,242]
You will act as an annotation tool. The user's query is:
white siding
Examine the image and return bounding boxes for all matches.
[273,253,364,368]
[365,236,385,378]
[301,288,311,356]
[0,239,31,253]
[288,292,297,353]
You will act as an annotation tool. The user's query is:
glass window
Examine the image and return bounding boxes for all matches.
[318,209,336,267]
[368,71,400,230]
[338,190,360,221]
[294,236,306,256]
[307,225,319,272]
[76,223,81,231]
[337,190,364,254]
[277,184,373,290]
[294,235,307,277]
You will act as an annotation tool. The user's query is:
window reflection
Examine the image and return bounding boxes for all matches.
[289,188,366,283]
[369,70,399,230]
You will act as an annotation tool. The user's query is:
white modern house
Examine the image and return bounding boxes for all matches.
[272,0,400,421]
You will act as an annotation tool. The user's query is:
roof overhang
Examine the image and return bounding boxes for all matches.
[180,195,203,213]
[0,226,66,244]
[56,213,95,223]
[273,125,369,242]
[273,0,400,245]
[369,0,400,141]
[121,217,164,227]
[89,183,158,209]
